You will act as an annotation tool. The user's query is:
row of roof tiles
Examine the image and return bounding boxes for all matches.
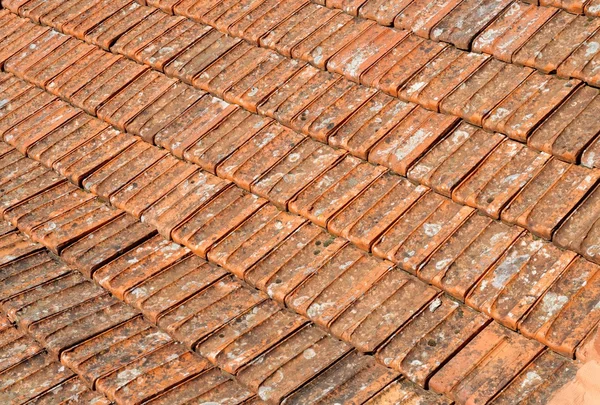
[0,56,597,391]
[5,0,600,169]
[137,0,600,90]
[0,7,599,361]
[1,9,598,268]
[0,125,584,405]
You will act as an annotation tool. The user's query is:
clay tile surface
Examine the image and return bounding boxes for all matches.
[3,1,600,404]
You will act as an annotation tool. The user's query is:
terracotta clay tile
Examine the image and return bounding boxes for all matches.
[207,47,274,99]
[468,233,576,330]
[111,158,197,216]
[408,122,503,197]
[223,52,286,105]
[73,60,148,116]
[284,351,399,404]
[131,83,205,144]
[245,222,346,303]
[54,132,137,186]
[358,0,412,25]
[327,25,408,82]
[430,0,513,50]
[31,117,109,168]
[4,29,71,76]
[453,140,551,218]
[172,190,266,258]
[140,170,230,239]
[61,0,132,38]
[24,375,111,404]
[61,315,172,386]
[208,205,306,278]
[328,172,426,251]
[0,22,49,69]
[192,42,256,92]
[587,0,600,15]
[440,59,534,127]
[1,270,85,323]
[370,107,458,175]
[261,4,339,57]
[307,86,378,143]
[472,2,557,63]
[34,297,140,359]
[490,349,577,405]
[554,185,600,263]
[330,95,416,160]
[217,124,304,186]
[215,0,271,34]
[0,168,65,216]
[546,0,590,13]
[232,58,304,113]
[377,37,447,96]
[251,141,345,209]
[330,270,438,352]
[520,257,600,356]
[400,49,489,111]
[172,0,220,21]
[25,41,97,88]
[0,330,44,374]
[290,156,386,227]
[160,280,266,348]
[146,369,255,404]
[418,213,522,299]
[87,3,155,50]
[125,256,226,323]
[393,0,460,39]
[372,192,474,270]
[15,186,94,235]
[93,235,189,299]
[133,20,205,71]
[154,95,235,158]
[0,251,70,302]
[288,11,354,61]
[97,71,177,130]
[61,213,156,277]
[163,29,234,83]
[483,73,579,142]
[581,136,600,169]
[0,354,75,404]
[377,295,489,386]
[112,12,182,57]
[430,322,543,403]
[2,180,70,228]
[53,52,122,102]
[31,200,122,254]
[82,143,167,200]
[0,89,57,137]
[284,244,389,322]
[40,0,100,31]
[4,101,80,154]
[111,162,197,217]
[529,85,600,163]
[272,70,339,127]
[96,342,210,404]
[257,64,321,118]
[183,111,272,173]
[239,0,309,44]
[501,158,600,239]
[44,48,108,96]
[365,378,452,405]
[236,324,351,403]
[200,303,307,374]
[513,11,600,73]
